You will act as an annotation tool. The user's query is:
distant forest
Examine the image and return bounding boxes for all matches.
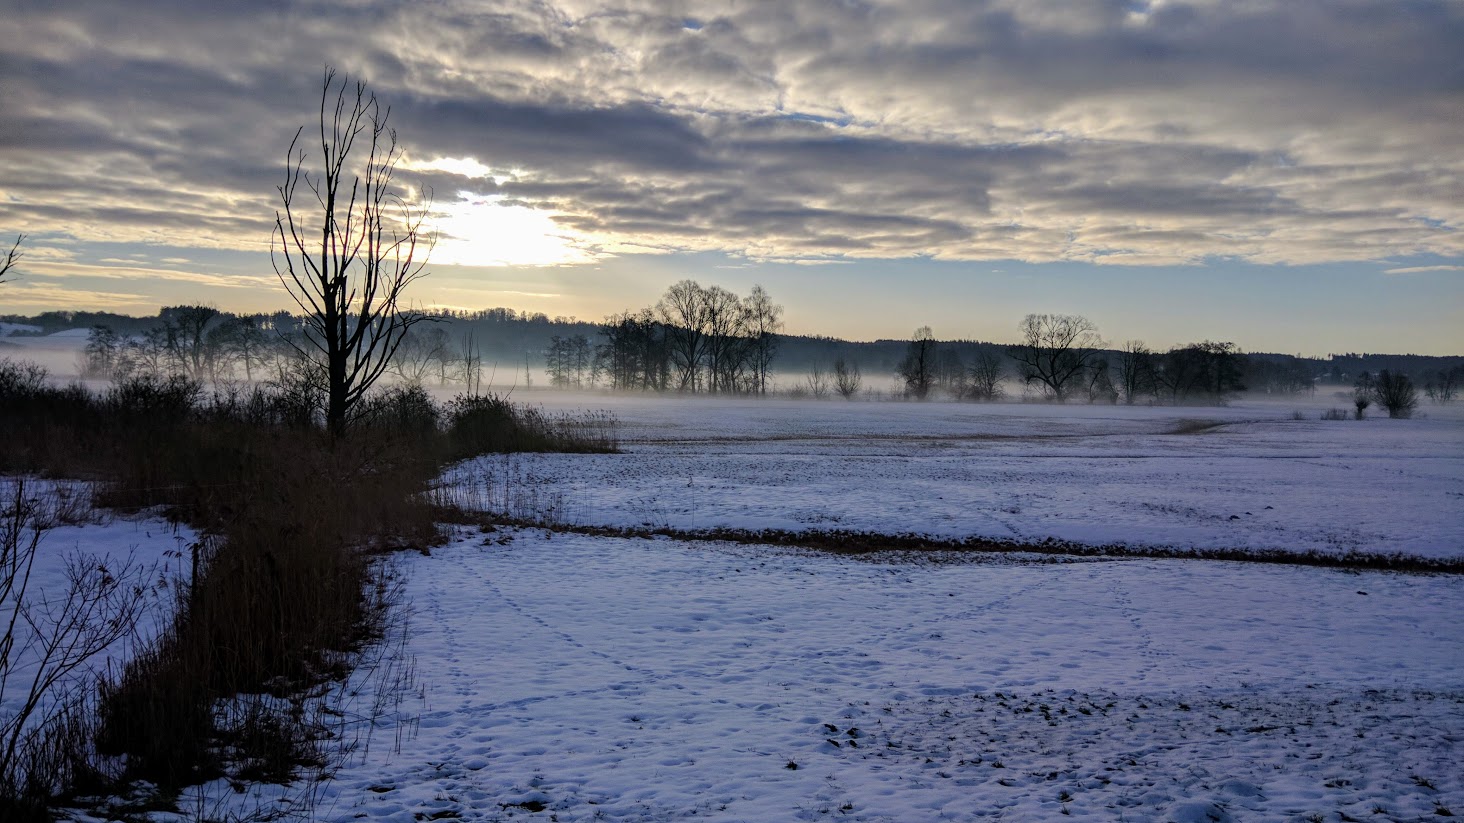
[3,301,1462,405]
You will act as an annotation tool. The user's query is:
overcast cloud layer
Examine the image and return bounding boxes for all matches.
[1,1,1461,325]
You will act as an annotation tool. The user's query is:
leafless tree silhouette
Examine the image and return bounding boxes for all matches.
[744,285,783,395]
[157,305,221,379]
[2,480,149,812]
[898,327,937,400]
[272,68,433,436]
[805,362,830,399]
[833,357,862,399]
[1007,314,1103,401]
[0,236,23,285]
[1424,366,1462,404]
[1118,340,1155,404]
[1369,370,1419,418]
[658,280,710,392]
[966,349,1005,402]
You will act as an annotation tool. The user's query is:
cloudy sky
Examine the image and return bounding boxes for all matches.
[1,0,1461,354]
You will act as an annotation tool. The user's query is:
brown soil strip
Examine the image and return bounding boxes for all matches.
[434,508,1464,574]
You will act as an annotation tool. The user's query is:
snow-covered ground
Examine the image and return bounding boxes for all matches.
[24,394,1462,820]
[441,393,1464,560]
[0,479,194,746]
[139,395,1462,823]
[194,530,1462,822]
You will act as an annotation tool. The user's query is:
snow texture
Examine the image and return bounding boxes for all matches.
[1,479,194,741]
[35,396,1464,820]
[441,394,1464,560]
[191,532,1461,822]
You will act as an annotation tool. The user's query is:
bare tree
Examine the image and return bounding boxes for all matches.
[157,305,222,379]
[658,280,710,392]
[898,326,937,400]
[121,330,168,378]
[82,326,122,378]
[543,334,592,389]
[1084,358,1119,404]
[1370,370,1419,419]
[1424,365,1462,404]
[387,325,444,387]
[1153,341,1245,405]
[744,285,783,395]
[933,348,967,396]
[805,362,830,399]
[212,316,272,382]
[702,285,748,394]
[833,357,862,399]
[419,325,454,386]
[1352,373,1374,419]
[966,349,1005,402]
[1118,340,1155,404]
[0,236,22,285]
[456,331,485,394]
[597,309,669,392]
[1007,314,1103,401]
[272,68,433,436]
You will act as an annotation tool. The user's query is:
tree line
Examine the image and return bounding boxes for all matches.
[588,280,784,394]
[25,305,1461,412]
[881,313,1460,410]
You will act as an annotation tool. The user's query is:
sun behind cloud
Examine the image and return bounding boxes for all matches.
[428,194,598,268]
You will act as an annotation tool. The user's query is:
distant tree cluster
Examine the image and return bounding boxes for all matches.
[874,328,1008,402]
[84,307,280,383]
[1111,338,1248,405]
[1354,370,1420,418]
[82,307,488,398]
[596,310,670,391]
[1423,365,1463,404]
[595,280,783,394]
[879,315,1250,406]
[1246,356,1318,397]
[897,326,938,399]
[545,334,594,389]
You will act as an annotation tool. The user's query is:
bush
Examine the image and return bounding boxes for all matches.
[354,384,441,441]
[0,368,617,808]
[101,373,202,427]
[445,393,617,458]
[0,358,48,401]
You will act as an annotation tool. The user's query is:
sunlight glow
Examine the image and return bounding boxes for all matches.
[429,194,599,267]
[404,156,499,180]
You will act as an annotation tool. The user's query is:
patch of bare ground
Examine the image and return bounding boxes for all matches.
[1166,418,1230,435]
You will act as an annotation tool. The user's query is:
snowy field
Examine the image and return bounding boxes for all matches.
[134,394,1461,822]
[12,389,1459,820]
[0,479,194,746]
[442,392,1464,561]
[188,532,1462,822]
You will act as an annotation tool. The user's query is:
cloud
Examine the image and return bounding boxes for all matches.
[0,281,147,310]
[1383,265,1464,275]
[27,259,279,291]
[1,0,1460,271]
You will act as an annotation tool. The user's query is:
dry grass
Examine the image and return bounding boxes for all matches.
[0,359,616,816]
